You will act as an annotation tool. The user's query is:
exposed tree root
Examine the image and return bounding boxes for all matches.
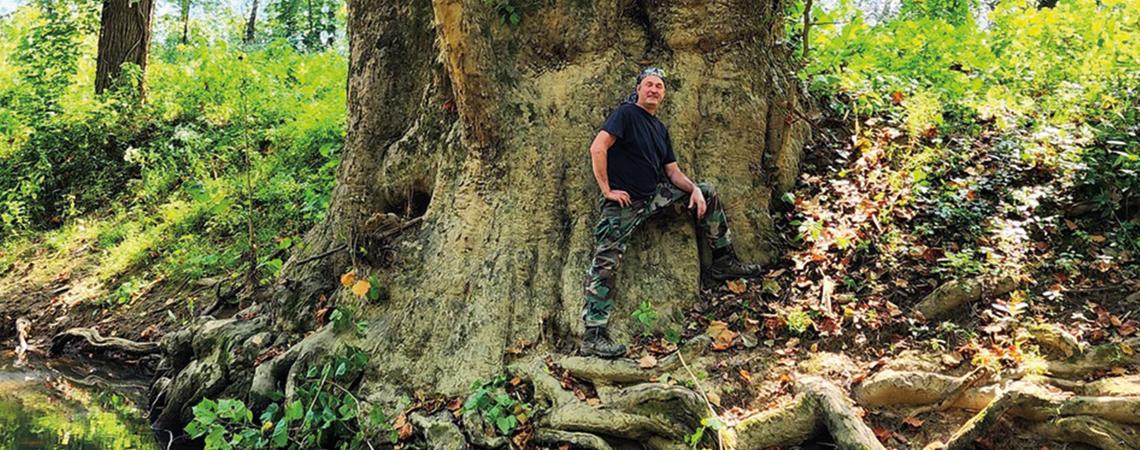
[409,412,466,450]
[1045,337,1140,378]
[151,306,1138,450]
[1031,416,1140,450]
[531,429,613,450]
[50,326,160,357]
[913,276,1017,320]
[857,366,1140,450]
[508,345,887,450]
[554,336,711,385]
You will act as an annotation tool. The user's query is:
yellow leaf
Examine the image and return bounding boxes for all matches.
[351,279,371,298]
[340,270,357,287]
[1121,342,1134,356]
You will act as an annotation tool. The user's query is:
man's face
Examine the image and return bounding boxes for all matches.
[637,75,665,108]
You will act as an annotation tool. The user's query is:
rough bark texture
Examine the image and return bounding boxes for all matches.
[151,0,811,436]
[94,0,154,95]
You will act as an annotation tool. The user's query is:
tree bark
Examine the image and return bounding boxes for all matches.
[244,0,258,43]
[151,0,811,435]
[94,0,154,96]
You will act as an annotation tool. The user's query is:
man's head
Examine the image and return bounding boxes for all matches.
[626,67,666,113]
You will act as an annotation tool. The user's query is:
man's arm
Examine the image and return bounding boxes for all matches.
[664,162,707,218]
[590,131,631,207]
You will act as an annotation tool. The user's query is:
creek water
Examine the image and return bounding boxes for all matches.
[0,351,163,449]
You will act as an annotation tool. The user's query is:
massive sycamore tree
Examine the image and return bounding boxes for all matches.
[151,1,816,447]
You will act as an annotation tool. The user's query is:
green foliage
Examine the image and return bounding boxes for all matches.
[801,0,1140,255]
[266,0,343,50]
[899,0,975,25]
[187,347,386,450]
[1,1,347,302]
[685,416,725,448]
[631,300,659,337]
[785,308,813,336]
[483,0,523,26]
[936,248,985,277]
[329,307,369,336]
[463,375,532,436]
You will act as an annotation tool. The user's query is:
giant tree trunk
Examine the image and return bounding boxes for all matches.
[150,0,811,440]
[94,0,154,95]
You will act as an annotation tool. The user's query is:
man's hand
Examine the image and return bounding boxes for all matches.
[689,189,707,219]
[605,189,632,207]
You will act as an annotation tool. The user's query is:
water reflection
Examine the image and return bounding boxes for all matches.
[0,353,158,450]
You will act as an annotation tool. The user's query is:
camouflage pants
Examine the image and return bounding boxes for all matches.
[582,181,732,327]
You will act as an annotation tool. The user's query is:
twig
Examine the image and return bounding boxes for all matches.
[294,244,348,266]
[676,349,722,450]
[294,216,423,266]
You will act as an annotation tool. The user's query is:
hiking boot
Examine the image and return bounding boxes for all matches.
[707,254,764,281]
[581,326,626,359]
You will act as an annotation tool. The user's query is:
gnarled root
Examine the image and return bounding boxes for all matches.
[857,367,1140,450]
[507,345,884,450]
[50,326,160,357]
[913,276,1017,320]
[149,314,274,430]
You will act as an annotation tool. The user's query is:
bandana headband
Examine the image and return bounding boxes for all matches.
[624,66,667,105]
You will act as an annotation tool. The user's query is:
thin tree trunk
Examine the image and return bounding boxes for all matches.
[179,0,189,44]
[94,0,155,97]
[304,0,315,48]
[245,0,258,43]
[803,0,813,61]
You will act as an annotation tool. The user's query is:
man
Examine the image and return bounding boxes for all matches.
[581,67,765,359]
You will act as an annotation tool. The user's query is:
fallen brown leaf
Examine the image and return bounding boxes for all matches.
[727,279,746,294]
[706,320,738,351]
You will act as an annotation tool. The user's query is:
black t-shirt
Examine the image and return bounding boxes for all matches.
[598,103,677,201]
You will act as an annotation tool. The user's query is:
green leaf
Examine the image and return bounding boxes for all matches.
[351,350,368,368]
[509,12,520,25]
[284,400,304,422]
[205,425,231,450]
[463,393,482,411]
[369,406,386,427]
[687,426,705,446]
[271,420,289,448]
[260,403,281,422]
[702,416,726,430]
[192,399,219,425]
[335,361,347,378]
[367,275,382,301]
[185,420,204,438]
[495,414,517,434]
